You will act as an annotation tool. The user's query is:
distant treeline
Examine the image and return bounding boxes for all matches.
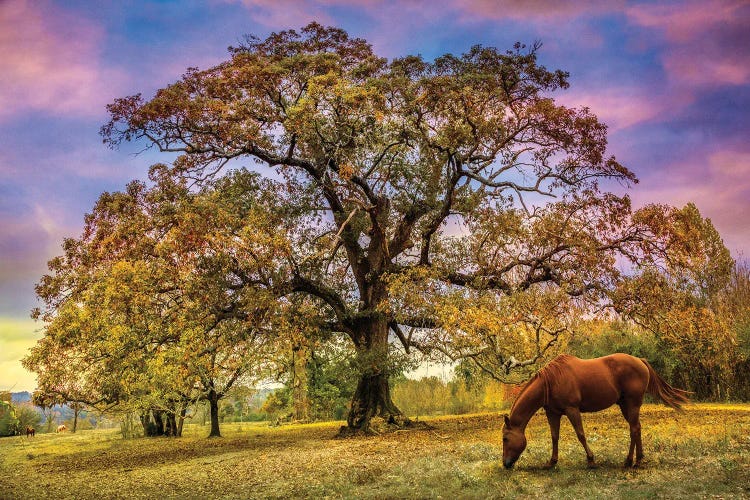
[1,391,105,436]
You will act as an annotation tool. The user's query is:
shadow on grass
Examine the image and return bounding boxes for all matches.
[513,459,641,472]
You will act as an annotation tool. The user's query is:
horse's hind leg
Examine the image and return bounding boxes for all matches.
[565,408,595,467]
[544,409,562,468]
[630,405,644,467]
[618,402,635,466]
[619,399,643,467]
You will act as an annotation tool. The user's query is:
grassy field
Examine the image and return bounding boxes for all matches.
[1,404,749,499]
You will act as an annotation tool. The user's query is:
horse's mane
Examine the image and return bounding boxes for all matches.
[511,354,575,410]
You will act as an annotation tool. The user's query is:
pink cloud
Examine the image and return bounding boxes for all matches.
[457,0,624,21]
[630,148,750,256]
[626,1,743,43]
[225,0,387,27]
[558,86,693,131]
[221,0,450,58]
[662,46,750,87]
[0,0,127,121]
[228,0,333,27]
[221,0,617,65]
[229,0,626,25]
[225,0,448,28]
[626,0,750,86]
[707,151,750,179]
[0,206,72,282]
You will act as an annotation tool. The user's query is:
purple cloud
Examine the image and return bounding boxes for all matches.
[630,147,750,254]
[559,85,694,131]
[627,0,750,86]
[456,0,624,21]
[0,0,128,121]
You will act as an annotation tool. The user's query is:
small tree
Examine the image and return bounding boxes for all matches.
[31,391,63,433]
[14,403,43,432]
[613,204,734,398]
[28,168,281,438]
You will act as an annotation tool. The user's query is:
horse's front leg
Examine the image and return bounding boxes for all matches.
[565,407,596,467]
[544,408,561,469]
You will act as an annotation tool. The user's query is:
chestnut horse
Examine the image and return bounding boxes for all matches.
[56,424,67,433]
[502,353,690,469]
[25,426,35,438]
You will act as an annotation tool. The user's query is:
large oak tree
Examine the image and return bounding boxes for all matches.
[102,23,686,433]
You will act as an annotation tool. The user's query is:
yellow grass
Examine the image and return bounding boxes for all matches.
[1,404,749,499]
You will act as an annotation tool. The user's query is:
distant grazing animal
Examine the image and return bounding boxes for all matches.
[56,424,67,433]
[502,353,690,469]
[25,426,35,437]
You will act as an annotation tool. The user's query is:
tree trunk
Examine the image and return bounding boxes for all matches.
[208,391,221,438]
[72,408,79,433]
[200,402,208,426]
[341,315,409,435]
[177,405,187,437]
[140,412,149,435]
[345,371,406,432]
[141,409,168,436]
[45,410,54,433]
[140,411,155,436]
[291,343,311,422]
[167,412,178,437]
[152,409,165,436]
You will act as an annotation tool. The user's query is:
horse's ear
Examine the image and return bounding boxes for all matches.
[503,414,510,427]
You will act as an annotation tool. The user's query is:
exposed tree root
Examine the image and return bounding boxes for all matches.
[337,372,436,437]
[337,415,434,438]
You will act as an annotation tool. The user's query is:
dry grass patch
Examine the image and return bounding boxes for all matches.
[1,404,749,499]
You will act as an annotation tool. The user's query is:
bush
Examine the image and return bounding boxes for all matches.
[568,321,675,376]
[14,403,42,431]
[392,375,512,417]
[0,401,20,436]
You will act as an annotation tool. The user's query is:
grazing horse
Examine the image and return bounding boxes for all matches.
[56,424,67,433]
[25,426,35,438]
[502,353,690,469]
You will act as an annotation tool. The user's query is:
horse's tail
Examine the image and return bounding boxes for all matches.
[641,358,691,412]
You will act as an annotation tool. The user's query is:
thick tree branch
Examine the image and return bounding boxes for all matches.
[279,275,353,331]
[420,156,465,265]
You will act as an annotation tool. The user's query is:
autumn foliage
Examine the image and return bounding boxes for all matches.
[24,24,747,438]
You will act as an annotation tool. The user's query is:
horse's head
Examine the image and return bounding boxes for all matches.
[502,415,527,469]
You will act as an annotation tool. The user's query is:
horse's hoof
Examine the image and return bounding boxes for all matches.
[623,459,633,468]
[587,461,598,469]
[543,461,557,470]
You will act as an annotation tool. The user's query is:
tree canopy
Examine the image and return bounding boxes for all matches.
[26,168,285,436]
[28,23,731,434]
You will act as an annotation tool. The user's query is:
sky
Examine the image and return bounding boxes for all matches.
[1,0,749,392]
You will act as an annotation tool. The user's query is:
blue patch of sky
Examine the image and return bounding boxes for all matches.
[563,14,665,88]
[668,87,750,146]
[611,123,702,177]
[0,190,31,222]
